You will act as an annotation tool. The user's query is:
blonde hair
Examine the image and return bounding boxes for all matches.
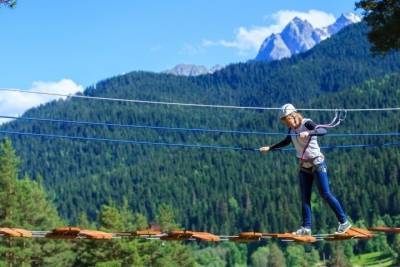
[294,111,303,121]
[281,111,303,121]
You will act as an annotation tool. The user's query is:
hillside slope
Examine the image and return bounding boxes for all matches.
[1,23,400,234]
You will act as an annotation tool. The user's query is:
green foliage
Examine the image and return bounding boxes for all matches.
[327,243,352,267]
[351,251,394,267]
[393,235,400,264]
[250,246,269,267]
[267,243,286,267]
[0,141,196,266]
[286,245,306,267]
[1,22,400,265]
[0,139,74,266]
[365,219,392,253]
[0,0,16,8]
[194,243,247,267]
[194,246,227,267]
[1,24,400,237]
[356,0,400,53]
[156,203,180,232]
[285,245,320,267]
[74,202,194,266]
[0,139,20,225]
[224,242,247,267]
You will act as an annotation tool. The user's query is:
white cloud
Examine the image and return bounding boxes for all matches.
[204,26,276,56]
[204,9,336,55]
[0,79,83,124]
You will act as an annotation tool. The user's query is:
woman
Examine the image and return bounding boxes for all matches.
[260,103,351,236]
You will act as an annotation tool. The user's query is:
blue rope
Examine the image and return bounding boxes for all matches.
[0,130,257,151]
[275,142,400,151]
[328,133,400,137]
[1,115,399,137]
[0,115,281,136]
[0,129,400,152]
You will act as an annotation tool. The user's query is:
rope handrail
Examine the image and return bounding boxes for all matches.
[1,115,400,137]
[0,130,257,151]
[1,88,400,111]
[0,129,400,152]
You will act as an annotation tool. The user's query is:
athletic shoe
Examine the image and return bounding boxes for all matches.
[335,220,352,234]
[292,226,311,236]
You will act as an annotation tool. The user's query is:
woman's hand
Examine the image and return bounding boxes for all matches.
[259,146,270,154]
[299,131,310,140]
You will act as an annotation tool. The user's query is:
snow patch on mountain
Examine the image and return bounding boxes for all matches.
[254,13,361,62]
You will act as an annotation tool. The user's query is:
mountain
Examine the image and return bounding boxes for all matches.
[255,13,362,61]
[327,12,362,35]
[254,33,291,61]
[280,17,318,54]
[209,64,224,73]
[164,64,224,76]
[1,23,400,234]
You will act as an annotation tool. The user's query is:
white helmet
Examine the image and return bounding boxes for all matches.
[279,103,297,119]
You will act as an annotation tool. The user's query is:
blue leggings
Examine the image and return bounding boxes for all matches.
[299,162,347,228]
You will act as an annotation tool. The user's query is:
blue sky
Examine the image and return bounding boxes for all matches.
[0,0,359,120]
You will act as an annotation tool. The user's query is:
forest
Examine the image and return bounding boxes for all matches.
[1,22,400,266]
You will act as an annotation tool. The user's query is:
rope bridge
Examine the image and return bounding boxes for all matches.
[1,226,399,244]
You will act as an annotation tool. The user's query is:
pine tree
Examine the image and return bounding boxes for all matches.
[327,243,351,267]
[356,0,400,53]
[251,246,270,267]
[0,139,20,226]
[74,202,195,266]
[0,139,74,266]
[393,235,400,264]
[267,243,286,267]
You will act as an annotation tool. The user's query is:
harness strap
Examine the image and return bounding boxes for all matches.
[300,110,346,160]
